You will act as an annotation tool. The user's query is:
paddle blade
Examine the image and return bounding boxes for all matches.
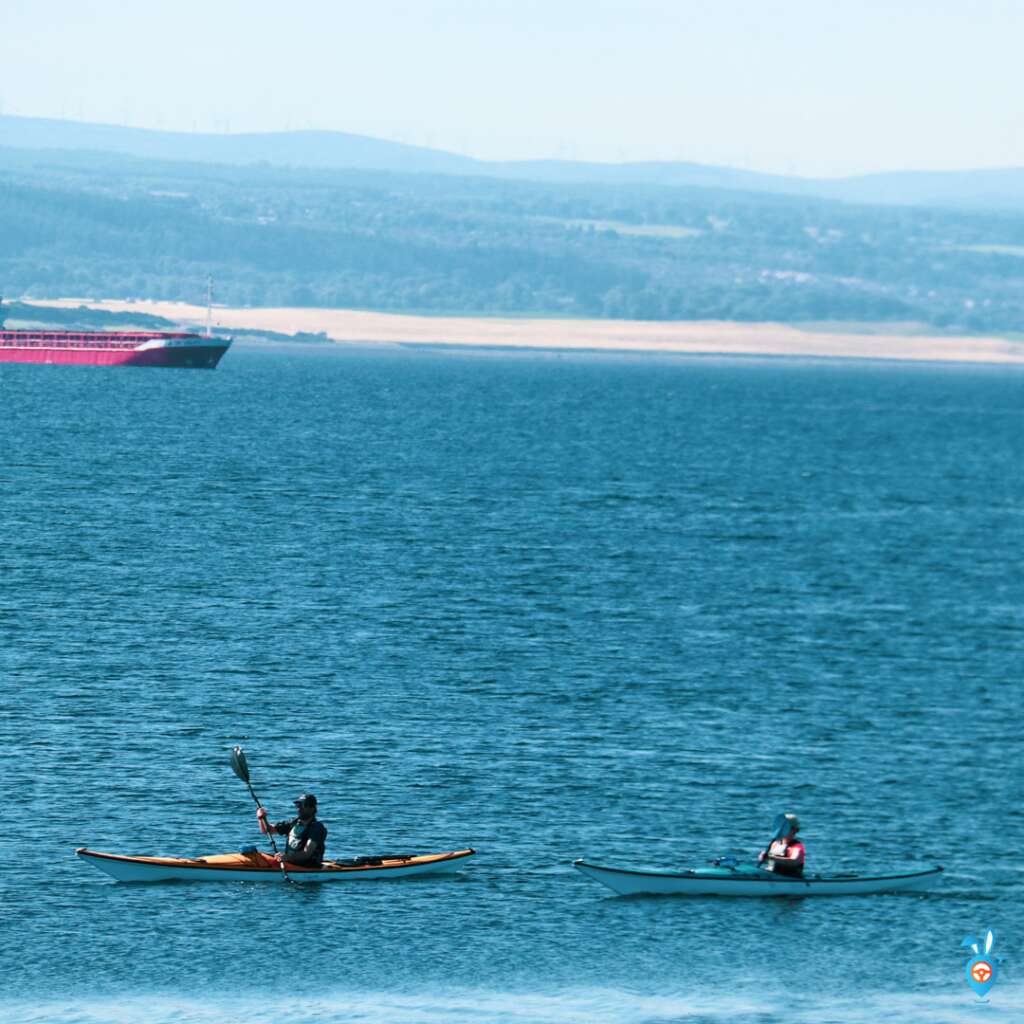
[230,745,250,783]
[769,813,789,842]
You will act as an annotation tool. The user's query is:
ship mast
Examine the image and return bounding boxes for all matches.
[205,277,213,338]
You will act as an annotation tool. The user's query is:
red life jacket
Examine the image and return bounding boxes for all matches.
[767,837,805,876]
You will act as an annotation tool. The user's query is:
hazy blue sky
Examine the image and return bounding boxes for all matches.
[2,0,1022,176]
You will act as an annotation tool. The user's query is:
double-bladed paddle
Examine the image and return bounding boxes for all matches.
[714,815,794,871]
[757,813,791,871]
[768,813,790,845]
[230,745,291,884]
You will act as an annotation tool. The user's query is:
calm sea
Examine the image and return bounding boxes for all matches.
[1,344,1021,1023]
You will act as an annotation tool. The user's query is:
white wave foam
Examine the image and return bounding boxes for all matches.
[2,986,1021,1024]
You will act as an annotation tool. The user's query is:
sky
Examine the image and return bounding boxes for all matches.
[2,0,1023,177]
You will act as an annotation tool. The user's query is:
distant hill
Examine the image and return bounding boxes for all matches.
[5,138,1024,331]
[808,168,1024,209]
[0,115,477,175]
[4,114,1024,209]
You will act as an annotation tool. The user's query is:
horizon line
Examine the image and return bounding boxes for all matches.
[3,111,1023,183]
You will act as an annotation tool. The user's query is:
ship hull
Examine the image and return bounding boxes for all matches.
[0,344,230,368]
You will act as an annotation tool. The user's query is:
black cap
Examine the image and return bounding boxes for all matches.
[294,793,317,810]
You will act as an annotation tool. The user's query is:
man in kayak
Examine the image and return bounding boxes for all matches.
[758,813,805,877]
[256,793,328,867]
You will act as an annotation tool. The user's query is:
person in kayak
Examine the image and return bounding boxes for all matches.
[758,813,805,877]
[256,793,327,867]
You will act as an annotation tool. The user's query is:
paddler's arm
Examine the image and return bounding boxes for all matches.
[256,808,290,836]
[783,843,805,867]
[280,822,325,866]
[763,845,805,872]
[286,843,317,868]
[283,840,320,866]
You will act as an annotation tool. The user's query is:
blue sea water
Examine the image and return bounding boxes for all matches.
[1,343,1022,1023]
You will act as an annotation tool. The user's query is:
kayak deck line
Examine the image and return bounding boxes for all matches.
[76,847,476,883]
[573,860,944,897]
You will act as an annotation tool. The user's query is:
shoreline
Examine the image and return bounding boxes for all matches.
[31,298,1024,365]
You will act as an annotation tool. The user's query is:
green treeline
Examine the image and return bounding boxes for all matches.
[2,148,1024,329]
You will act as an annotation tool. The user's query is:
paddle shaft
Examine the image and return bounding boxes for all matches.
[244,781,292,884]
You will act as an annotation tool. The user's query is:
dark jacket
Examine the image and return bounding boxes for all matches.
[269,816,328,867]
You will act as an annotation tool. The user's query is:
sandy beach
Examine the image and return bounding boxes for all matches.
[35,299,1024,365]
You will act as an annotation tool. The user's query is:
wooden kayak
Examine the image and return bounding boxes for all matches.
[77,847,475,883]
[573,859,943,896]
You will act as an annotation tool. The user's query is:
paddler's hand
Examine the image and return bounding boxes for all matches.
[256,807,269,833]
[272,852,285,864]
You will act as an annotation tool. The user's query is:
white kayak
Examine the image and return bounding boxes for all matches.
[573,859,943,897]
[77,847,475,883]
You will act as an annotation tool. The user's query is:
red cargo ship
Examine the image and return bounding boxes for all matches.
[0,302,231,368]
